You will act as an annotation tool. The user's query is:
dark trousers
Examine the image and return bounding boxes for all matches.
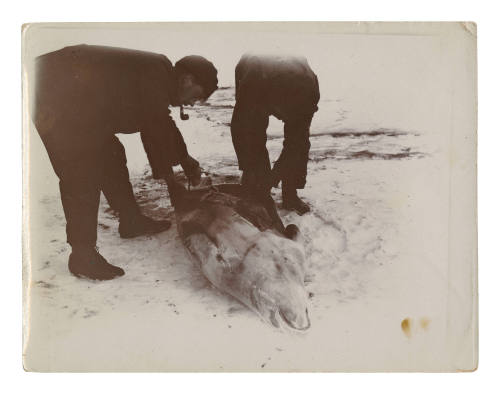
[230,104,271,190]
[231,104,313,191]
[39,132,140,247]
[270,113,313,190]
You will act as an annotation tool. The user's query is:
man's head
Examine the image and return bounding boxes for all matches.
[175,55,218,106]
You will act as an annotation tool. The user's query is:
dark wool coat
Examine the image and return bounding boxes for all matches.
[231,53,320,190]
[33,44,188,179]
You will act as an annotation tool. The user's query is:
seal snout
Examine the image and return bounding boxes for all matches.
[279,307,311,331]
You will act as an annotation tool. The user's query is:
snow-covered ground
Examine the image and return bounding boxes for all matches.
[24,83,457,371]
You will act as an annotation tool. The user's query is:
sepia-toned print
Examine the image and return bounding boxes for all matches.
[22,22,477,372]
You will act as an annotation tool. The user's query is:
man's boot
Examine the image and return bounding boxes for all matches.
[68,246,125,280]
[118,213,171,239]
[282,186,311,215]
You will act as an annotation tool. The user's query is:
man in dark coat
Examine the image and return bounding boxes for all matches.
[32,44,218,280]
[231,53,320,215]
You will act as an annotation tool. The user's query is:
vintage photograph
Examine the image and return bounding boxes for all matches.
[22,22,477,371]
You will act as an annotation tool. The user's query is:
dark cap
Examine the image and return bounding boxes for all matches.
[175,55,218,100]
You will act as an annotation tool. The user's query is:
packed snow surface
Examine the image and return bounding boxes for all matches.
[25,87,450,371]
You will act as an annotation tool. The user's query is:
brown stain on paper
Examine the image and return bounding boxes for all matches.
[401,317,431,338]
[401,318,411,338]
[420,317,430,330]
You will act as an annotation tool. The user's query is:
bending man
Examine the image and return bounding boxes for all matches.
[231,53,320,215]
[32,44,218,280]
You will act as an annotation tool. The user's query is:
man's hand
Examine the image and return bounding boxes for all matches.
[181,155,202,186]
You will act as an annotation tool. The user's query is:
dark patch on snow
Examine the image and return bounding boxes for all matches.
[83,308,98,319]
[40,261,51,270]
[198,103,234,109]
[104,207,118,215]
[267,128,413,141]
[35,280,56,289]
[310,148,425,162]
